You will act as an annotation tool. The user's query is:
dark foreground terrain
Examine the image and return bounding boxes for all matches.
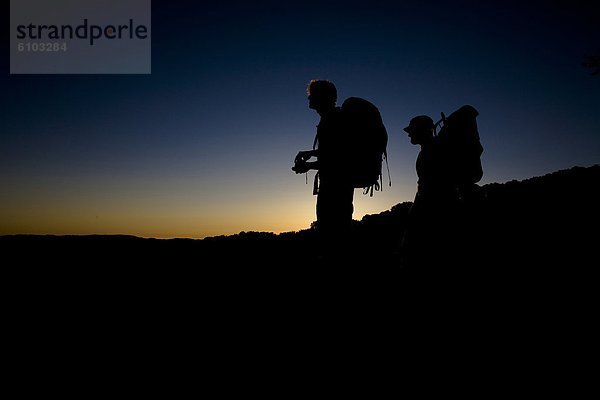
[3,167,598,386]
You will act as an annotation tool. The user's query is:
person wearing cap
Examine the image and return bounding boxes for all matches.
[401,115,458,269]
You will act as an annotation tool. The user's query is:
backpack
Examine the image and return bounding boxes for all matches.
[338,97,390,196]
[433,105,484,192]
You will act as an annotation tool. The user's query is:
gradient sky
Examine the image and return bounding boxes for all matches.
[1,0,599,238]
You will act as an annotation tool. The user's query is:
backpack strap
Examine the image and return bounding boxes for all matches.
[433,112,446,137]
[312,131,319,195]
[361,151,391,197]
[384,150,392,187]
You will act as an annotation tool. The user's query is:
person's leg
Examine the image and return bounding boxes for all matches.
[316,184,354,260]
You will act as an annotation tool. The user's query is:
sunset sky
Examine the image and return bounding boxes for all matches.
[2,0,599,238]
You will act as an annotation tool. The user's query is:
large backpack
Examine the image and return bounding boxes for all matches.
[434,105,484,192]
[338,97,390,196]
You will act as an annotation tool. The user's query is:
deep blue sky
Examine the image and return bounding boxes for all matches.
[1,0,599,237]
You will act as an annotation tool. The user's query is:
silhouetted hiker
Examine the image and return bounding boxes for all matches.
[293,80,354,257]
[400,115,459,270]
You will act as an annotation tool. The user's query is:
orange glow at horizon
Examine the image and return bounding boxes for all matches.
[0,178,415,239]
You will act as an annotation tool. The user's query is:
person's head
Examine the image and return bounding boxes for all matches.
[403,115,434,145]
[307,80,337,114]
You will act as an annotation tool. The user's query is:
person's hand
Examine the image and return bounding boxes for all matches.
[295,150,313,164]
[292,160,310,174]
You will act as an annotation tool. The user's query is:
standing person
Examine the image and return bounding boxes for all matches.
[400,115,459,270]
[293,80,354,257]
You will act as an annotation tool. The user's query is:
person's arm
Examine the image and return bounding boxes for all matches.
[293,149,319,174]
[295,149,319,164]
[293,160,319,174]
